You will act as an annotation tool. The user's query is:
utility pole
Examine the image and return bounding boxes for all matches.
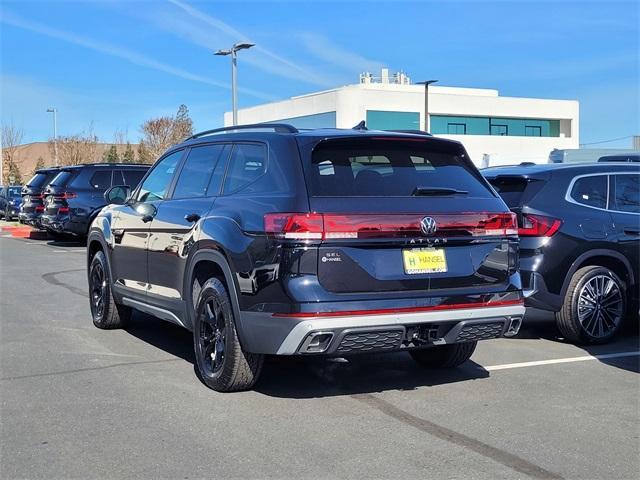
[215,42,255,126]
[47,108,58,166]
[416,80,438,132]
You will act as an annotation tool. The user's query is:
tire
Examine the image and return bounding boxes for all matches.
[89,250,131,329]
[556,266,626,344]
[409,341,477,368]
[193,277,263,392]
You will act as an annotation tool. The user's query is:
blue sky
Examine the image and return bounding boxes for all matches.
[1,0,638,148]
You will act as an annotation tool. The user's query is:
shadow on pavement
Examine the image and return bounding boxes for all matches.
[256,354,489,399]
[518,308,639,374]
[46,237,87,248]
[124,311,490,397]
[123,307,638,397]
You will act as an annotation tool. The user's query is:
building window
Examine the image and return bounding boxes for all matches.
[447,123,466,135]
[525,126,542,137]
[366,110,420,130]
[490,124,508,136]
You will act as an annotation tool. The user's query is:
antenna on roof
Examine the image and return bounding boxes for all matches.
[352,120,367,131]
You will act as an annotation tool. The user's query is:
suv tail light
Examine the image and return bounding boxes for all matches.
[35,205,44,212]
[518,214,561,237]
[264,213,518,240]
[55,192,77,199]
[58,206,70,214]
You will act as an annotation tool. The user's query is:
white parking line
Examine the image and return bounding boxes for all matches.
[484,351,639,371]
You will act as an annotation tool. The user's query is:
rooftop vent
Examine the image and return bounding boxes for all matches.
[359,68,411,85]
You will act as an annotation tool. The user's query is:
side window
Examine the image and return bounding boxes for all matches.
[570,175,607,209]
[173,145,225,199]
[612,174,640,213]
[223,144,267,194]
[137,150,183,202]
[90,171,112,190]
[122,170,146,188]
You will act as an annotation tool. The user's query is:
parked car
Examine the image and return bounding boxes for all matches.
[19,167,61,227]
[41,163,149,238]
[0,185,23,220]
[598,153,640,163]
[87,123,524,392]
[483,162,639,344]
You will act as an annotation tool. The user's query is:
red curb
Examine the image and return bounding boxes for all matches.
[11,228,36,238]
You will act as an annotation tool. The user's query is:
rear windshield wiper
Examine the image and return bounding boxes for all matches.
[412,187,469,196]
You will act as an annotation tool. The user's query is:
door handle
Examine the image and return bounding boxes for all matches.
[623,227,640,236]
[141,215,154,223]
[184,213,201,223]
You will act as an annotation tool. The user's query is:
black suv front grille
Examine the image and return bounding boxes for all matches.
[336,330,403,354]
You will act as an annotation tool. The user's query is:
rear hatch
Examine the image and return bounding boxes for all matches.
[21,170,58,214]
[43,169,80,216]
[294,136,518,295]
[483,171,560,237]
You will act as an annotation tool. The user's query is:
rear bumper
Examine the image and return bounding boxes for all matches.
[521,270,563,312]
[18,211,42,227]
[241,304,525,355]
[40,214,87,236]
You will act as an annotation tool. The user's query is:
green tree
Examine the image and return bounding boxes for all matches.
[122,142,135,163]
[33,156,46,175]
[137,142,152,164]
[103,144,119,163]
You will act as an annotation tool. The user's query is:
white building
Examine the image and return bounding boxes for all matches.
[224,69,579,166]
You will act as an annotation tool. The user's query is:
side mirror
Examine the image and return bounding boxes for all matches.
[104,185,131,205]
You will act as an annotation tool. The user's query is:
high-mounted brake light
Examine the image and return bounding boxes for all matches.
[518,214,561,237]
[264,212,518,240]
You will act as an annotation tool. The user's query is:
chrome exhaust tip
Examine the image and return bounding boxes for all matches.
[299,331,334,353]
[504,316,522,337]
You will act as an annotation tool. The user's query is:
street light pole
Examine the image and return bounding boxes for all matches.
[46,108,58,166]
[416,80,438,132]
[215,42,255,126]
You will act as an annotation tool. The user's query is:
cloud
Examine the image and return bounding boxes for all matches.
[298,32,383,74]
[159,0,337,87]
[0,9,273,100]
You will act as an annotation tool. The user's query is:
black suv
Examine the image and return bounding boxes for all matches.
[87,124,524,392]
[19,167,61,227]
[41,163,148,238]
[483,163,639,344]
[0,185,23,220]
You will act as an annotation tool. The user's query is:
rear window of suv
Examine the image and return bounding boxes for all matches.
[26,171,57,189]
[308,138,493,197]
[49,170,79,188]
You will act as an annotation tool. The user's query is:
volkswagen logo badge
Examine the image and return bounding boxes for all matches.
[420,216,437,235]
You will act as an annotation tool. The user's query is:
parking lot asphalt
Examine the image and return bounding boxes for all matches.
[1,233,639,480]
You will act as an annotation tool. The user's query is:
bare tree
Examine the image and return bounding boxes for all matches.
[50,131,99,166]
[1,122,24,185]
[139,105,194,161]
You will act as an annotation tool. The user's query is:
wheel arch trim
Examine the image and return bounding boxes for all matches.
[561,249,634,298]
[184,248,249,348]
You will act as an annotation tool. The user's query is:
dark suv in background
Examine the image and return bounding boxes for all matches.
[19,167,61,227]
[483,162,639,344]
[41,163,148,238]
[0,185,23,220]
[87,124,524,392]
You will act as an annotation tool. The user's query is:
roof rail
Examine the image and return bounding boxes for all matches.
[188,123,299,140]
[386,129,433,136]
